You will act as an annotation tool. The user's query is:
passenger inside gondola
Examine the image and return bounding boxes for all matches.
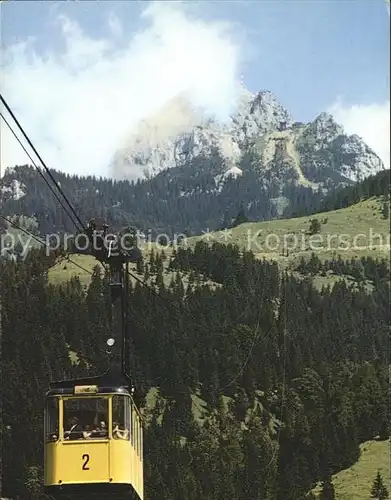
[64,416,84,440]
[113,421,129,439]
[83,424,92,438]
[91,420,107,438]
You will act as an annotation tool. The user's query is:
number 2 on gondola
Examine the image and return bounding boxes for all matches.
[82,454,90,470]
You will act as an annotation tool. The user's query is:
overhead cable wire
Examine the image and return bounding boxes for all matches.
[0,215,93,276]
[1,89,287,420]
[0,112,83,233]
[0,93,87,232]
[1,215,162,301]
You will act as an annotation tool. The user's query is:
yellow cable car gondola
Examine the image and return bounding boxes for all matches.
[44,374,143,498]
[44,220,143,498]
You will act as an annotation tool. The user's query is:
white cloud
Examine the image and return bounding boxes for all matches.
[328,99,390,169]
[1,1,244,179]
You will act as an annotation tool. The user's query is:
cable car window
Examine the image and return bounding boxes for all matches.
[45,397,59,442]
[112,395,130,440]
[63,397,108,440]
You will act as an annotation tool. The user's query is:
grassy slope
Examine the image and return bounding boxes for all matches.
[47,198,389,291]
[184,196,390,289]
[311,439,390,499]
[185,197,389,265]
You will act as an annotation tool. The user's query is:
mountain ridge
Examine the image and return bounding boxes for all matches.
[109,87,384,189]
[0,88,387,239]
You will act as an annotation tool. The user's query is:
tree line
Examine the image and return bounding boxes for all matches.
[291,169,390,218]
[3,159,384,239]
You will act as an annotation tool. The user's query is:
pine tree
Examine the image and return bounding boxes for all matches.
[308,218,321,234]
[381,201,389,219]
[371,471,389,499]
[136,253,144,274]
[232,206,248,227]
[319,476,335,499]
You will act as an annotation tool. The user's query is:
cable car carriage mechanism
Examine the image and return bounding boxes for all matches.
[44,222,143,499]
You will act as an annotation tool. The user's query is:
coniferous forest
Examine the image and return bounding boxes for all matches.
[1,160,389,239]
[1,238,389,499]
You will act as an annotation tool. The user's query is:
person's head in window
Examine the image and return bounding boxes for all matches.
[69,416,79,428]
[113,421,128,439]
[65,416,83,439]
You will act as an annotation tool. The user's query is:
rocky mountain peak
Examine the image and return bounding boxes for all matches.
[232,89,293,143]
[309,112,344,141]
[250,89,289,117]
[107,83,384,191]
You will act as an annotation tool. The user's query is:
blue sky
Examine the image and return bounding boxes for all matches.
[1,0,389,177]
